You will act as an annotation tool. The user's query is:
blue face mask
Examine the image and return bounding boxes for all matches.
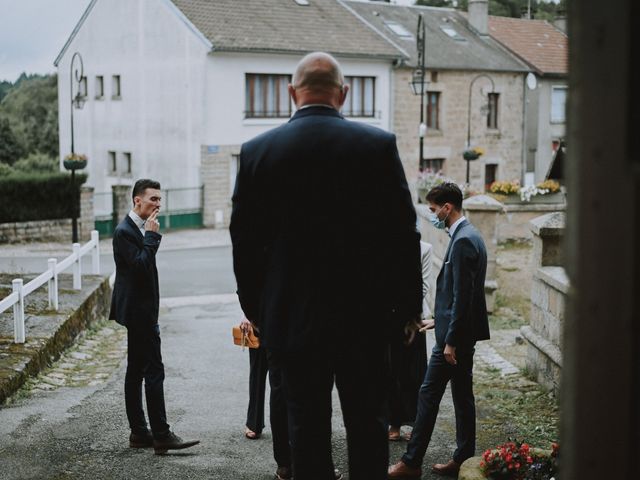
[428,205,449,230]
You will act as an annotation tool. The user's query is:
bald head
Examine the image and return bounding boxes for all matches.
[289,52,349,110]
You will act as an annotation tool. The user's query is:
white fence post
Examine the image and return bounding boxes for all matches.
[91,230,100,275]
[73,243,81,290]
[12,279,25,344]
[48,258,59,310]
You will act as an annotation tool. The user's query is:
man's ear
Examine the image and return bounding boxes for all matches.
[339,84,349,107]
[288,84,298,107]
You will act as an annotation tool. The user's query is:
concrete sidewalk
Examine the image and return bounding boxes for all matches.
[0,228,231,258]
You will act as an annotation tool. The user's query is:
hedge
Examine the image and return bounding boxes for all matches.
[0,172,87,223]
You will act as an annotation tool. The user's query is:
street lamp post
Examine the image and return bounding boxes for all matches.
[67,52,86,243]
[465,73,495,184]
[409,14,427,171]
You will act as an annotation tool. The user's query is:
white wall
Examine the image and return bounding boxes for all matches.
[57,0,209,214]
[203,52,393,147]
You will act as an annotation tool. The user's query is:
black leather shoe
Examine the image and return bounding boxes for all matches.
[275,466,293,480]
[129,431,154,448]
[334,469,344,480]
[153,431,200,455]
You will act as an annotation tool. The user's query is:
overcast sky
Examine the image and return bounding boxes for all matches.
[0,0,559,83]
[0,0,91,82]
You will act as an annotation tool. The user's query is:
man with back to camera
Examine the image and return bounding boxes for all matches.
[109,178,199,455]
[230,52,423,480]
[388,182,490,478]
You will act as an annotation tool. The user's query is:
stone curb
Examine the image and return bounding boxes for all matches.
[0,276,111,404]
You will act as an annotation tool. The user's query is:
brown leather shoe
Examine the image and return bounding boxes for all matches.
[431,460,460,477]
[388,460,422,479]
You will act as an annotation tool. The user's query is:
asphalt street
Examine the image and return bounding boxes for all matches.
[0,242,456,479]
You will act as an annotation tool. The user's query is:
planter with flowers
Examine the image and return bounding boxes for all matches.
[489,180,564,204]
[463,146,485,161]
[459,441,559,480]
[63,153,88,171]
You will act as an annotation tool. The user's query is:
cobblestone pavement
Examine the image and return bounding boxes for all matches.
[8,319,127,398]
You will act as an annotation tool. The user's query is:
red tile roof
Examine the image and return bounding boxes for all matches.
[487,15,568,75]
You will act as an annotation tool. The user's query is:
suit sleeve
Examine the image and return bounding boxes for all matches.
[230,146,263,323]
[445,237,478,347]
[380,134,423,320]
[113,228,161,274]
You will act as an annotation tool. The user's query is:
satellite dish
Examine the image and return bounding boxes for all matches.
[526,73,538,90]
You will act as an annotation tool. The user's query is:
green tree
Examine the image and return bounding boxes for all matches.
[12,152,58,174]
[0,117,24,165]
[0,80,12,103]
[0,74,59,159]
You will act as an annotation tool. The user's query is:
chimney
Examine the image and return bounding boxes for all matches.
[468,0,489,36]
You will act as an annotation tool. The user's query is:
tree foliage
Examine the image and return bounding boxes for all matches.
[0,73,58,165]
[414,0,566,20]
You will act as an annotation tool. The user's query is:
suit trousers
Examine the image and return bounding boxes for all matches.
[246,347,268,434]
[270,340,390,480]
[125,324,170,438]
[402,345,476,468]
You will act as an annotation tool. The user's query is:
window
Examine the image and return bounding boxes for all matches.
[344,76,376,118]
[485,164,497,192]
[108,151,116,173]
[245,74,291,118]
[426,91,441,130]
[112,75,121,99]
[123,152,132,174]
[95,76,104,99]
[79,76,88,97]
[384,21,413,39]
[551,86,567,123]
[420,158,445,172]
[487,93,499,129]
[430,71,438,83]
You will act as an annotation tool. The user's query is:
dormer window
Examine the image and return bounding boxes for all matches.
[293,0,309,5]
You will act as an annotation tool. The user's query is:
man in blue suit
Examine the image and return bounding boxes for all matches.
[389,182,490,478]
[109,179,199,455]
[231,52,422,480]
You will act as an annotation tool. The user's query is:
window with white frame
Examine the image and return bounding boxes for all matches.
[551,86,567,123]
[95,76,104,99]
[245,74,291,118]
[108,151,116,173]
[343,76,375,117]
[112,75,121,99]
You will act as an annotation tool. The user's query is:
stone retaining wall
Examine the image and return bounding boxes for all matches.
[497,202,565,242]
[0,186,95,244]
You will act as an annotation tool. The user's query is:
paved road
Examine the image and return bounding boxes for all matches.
[0,245,458,480]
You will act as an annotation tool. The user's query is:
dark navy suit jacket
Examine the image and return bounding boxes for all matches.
[434,219,490,350]
[230,106,422,351]
[109,215,162,329]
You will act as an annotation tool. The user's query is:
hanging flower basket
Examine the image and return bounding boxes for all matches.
[463,146,485,161]
[63,153,88,171]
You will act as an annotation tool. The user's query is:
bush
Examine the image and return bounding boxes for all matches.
[12,152,58,174]
[0,172,87,223]
[0,162,14,177]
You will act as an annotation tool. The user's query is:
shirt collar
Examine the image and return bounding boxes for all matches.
[298,103,337,111]
[128,210,146,231]
[448,216,466,238]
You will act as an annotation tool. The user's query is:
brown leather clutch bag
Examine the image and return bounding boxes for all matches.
[232,325,260,349]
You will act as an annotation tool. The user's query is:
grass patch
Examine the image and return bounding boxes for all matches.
[498,239,532,251]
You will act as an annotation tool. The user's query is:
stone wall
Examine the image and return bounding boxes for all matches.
[520,212,566,393]
[0,186,95,244]
[393,68,525,198]
[200,144,240,228]
[497,202,566,242]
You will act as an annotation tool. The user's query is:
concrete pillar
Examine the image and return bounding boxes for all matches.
[79,186,94,242]
[530,211,565,267]
[462,194,504,312]
[111,185,132,226]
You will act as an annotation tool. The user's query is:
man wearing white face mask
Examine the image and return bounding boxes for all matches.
[389,182,489,479]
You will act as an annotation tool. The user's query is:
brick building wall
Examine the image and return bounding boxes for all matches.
[393,68,525,198]
[200,144,241,228]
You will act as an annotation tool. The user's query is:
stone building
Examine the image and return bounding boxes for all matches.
[345,0,529,195]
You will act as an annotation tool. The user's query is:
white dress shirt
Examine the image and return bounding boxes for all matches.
[128,210,146,236]
[448,215,466,238]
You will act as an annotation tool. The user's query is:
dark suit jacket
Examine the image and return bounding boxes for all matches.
[230,106,422,351]
[109,215,162,329]
[434,219,490,350]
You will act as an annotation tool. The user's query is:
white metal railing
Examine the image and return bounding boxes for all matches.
[0,230,101,344]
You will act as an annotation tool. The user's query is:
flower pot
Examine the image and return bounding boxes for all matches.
[528,191,565,204]
[63,159,87,170]
[463,150,481,161]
